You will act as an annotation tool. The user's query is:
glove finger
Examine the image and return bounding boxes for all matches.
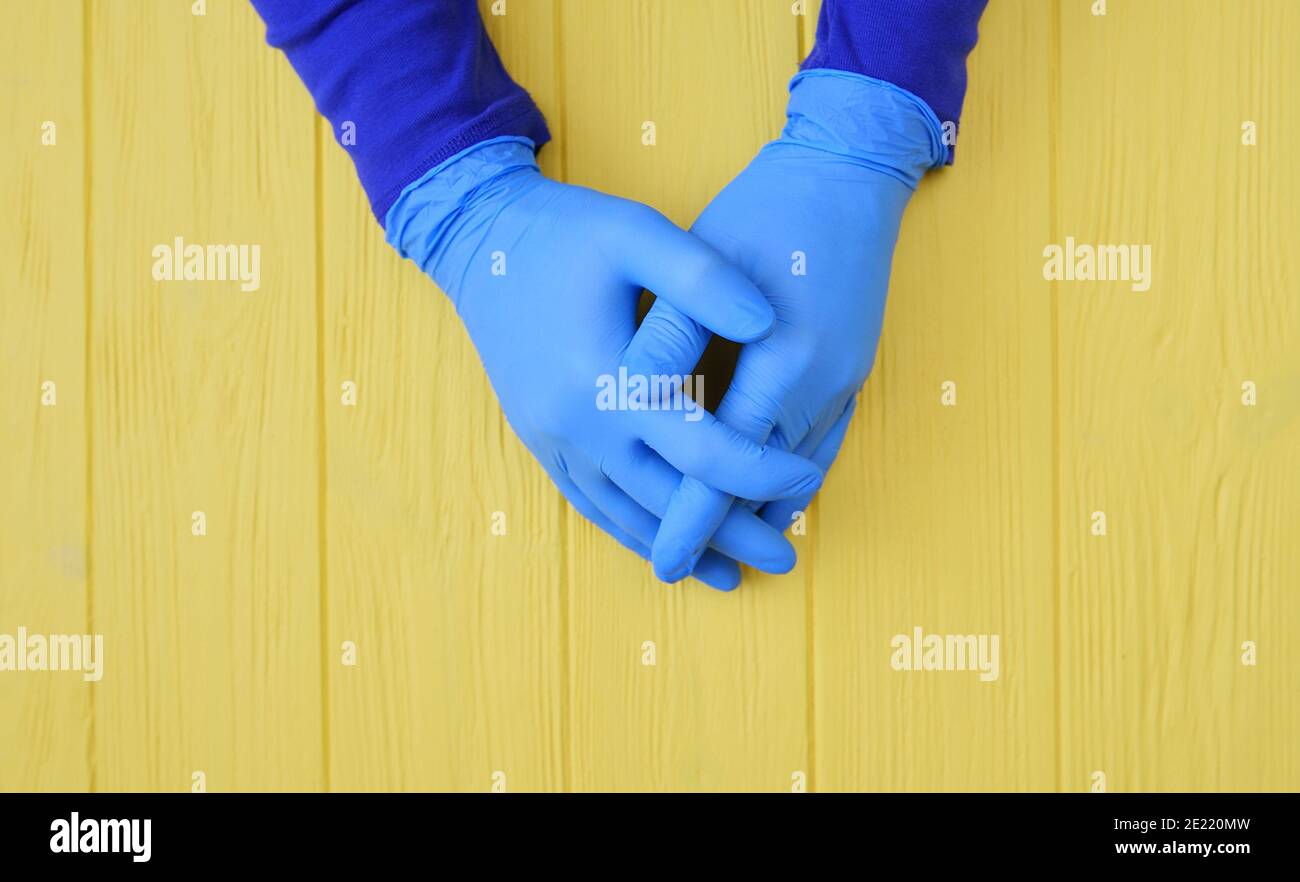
[543,463,653,559]
[688,549,744,591]
[735,419,813,513]
[636,409,823,502]
[652,478,733,583]
[734,407,835,514]
[621,298,712,383]
[599,445,796,576]
[568,459,661,545]
[553,460,739,590]
[759,395,858,533]
[609,200,774,343]
[650,352,798,581]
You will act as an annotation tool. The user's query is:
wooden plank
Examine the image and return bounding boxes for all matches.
[3,0,1295,795]
[321,0,566,791]
[0,0,88,791]
[560,0,808,791]
[811,0,1059,790]
[87,0,322,790]
[1055,0,1300,791]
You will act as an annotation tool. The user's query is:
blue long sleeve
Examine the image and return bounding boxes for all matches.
[249,0,984,223]
[802,0,988,162]
[249,0,550,222]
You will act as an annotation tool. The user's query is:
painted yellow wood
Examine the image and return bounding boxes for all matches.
[0,0,89,791]
[1,0,1297,793]
[800,0,818,63]
[321,0,566,791]
[86,0,322,790]
[811,0,1059,791]
[559,0,809,791]
[1055,0,1300,791]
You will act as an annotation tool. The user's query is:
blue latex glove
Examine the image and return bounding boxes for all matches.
[624,71,947,584]
[384,137,826,590]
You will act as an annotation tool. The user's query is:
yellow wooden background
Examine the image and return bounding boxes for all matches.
[2,0,1297,792]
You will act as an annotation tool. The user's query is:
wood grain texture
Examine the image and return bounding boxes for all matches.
[810,0,1058,791]
[0,0,1296,792]
[1055,0,1300,791]
[86,0,322,790]
[321,0,566,792]
[0,0,88,791]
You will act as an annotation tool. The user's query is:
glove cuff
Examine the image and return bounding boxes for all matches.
[383,136,539,269]
[782,69,946,190]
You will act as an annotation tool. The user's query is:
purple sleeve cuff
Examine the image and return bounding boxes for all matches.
[801,0,988,164]
[250,0,551,222]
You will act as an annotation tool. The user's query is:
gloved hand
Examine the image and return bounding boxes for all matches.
[624,70,947,585]
[384,136,826,590]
